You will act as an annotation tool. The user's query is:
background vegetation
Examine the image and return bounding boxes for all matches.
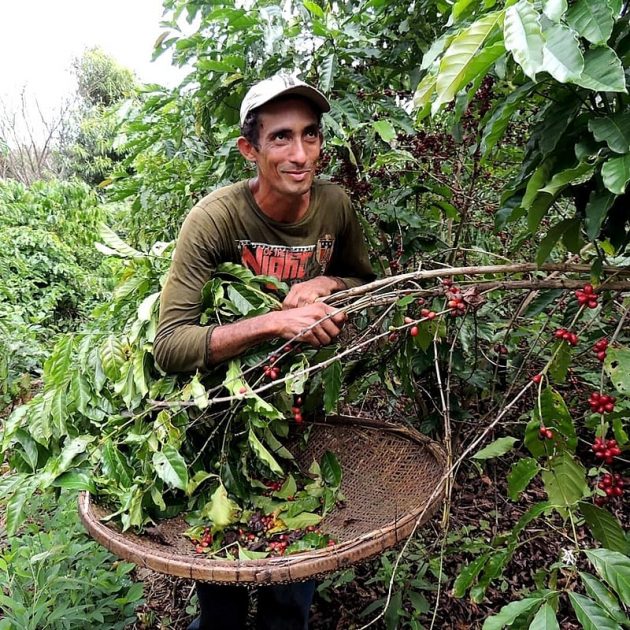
[1,0,628,628]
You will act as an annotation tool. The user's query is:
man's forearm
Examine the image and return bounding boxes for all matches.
[207,301,347,366]
[208,312,280,365]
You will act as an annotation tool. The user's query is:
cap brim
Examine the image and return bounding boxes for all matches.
[240,85,330,126]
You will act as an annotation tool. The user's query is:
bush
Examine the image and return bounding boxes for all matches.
[0,489,143,629]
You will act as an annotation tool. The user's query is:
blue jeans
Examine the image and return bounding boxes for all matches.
[187,580,316,630]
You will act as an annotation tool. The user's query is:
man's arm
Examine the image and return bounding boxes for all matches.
[208,301,346,364]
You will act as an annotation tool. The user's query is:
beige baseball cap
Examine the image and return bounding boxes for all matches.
[240,74,330,126]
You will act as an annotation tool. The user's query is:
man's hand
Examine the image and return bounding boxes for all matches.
[282,276,346,309]
[274,302,346,347]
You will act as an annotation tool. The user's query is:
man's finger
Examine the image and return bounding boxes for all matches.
[311,326,332,346]
[319,317,341,339]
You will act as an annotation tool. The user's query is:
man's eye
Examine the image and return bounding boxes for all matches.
[274,132,287,141]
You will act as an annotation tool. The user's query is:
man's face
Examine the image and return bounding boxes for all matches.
[251,97,322,198]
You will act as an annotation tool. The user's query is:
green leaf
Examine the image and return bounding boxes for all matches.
[541,22,584,83]
[70,372,92,416]
[276,474,297,499]
[480,83,534,160]
[563,217,583,253]
[284,494,320,518]
[585,548,630,603]
[473,436,519,460]
[101,440,133,488]
[539,162,593,196]
[372,120,397,143]
[53,470,96,493]
[541,452,588,515]
[11,429,39,471]
[612,417,628,445]
[528,193,554,234]
[280,512,322,529]
[216,262,256,282]
[580,502,630,554]
[566,0,614,45]
[504,1,544,80]
[319,53,336,93]
[100,335,125,381]
[223,359,246,396]
[580,571,630,625]
[189,374,209,409]
[450,0,477,23]
[602,155,630,202]
[320,451,342,487]
[511,502,551,542]
[523,161,554,211]
[413,72,437,110]
[97,223,142,258]
[201,483,240,528]
[589,114,630,154]
[575,46,627,92]
[542,0,567,21]
[263,429,294,461]
[284,356,308,396]
[585,190,616,240]
[41,435,93,483]
[248,429,283,474]
[482,597,544,629]
[604,346,630,394]
[303,0,325,18]
[528,602,560,630]
[434,11,505,109]
[521,289,563,318]
[152,445,188,491]
[473,551,511,602]
[568,592,621,630]
[537,219,580,265]
[507,457,540,500]
[5,478,36,535]
[322,360,342,414]
[137,291,160,322]
[226,284,258,316]
[238,546,269,560]
[549,341,571,383]
[452,554,490,598]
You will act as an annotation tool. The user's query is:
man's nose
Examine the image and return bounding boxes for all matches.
[289,138,307,163]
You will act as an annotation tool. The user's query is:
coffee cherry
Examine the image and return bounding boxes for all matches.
[532,374,542,384]
[575,284,598,308]
[239,386,247,394]
[410,326,419,337]
[264,365,281,380]
[589,392,616,414]
[539,426,553,440]
[591,436,621,464]
[554,328,578,346]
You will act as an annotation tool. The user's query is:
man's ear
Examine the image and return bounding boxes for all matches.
[237,136,257,163]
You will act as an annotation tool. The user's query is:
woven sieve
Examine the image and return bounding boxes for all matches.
[79,415,446,584]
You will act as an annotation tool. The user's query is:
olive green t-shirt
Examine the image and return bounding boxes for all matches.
[154,179,375,373]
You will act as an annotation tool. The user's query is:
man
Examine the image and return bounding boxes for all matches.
[154,73,374,629]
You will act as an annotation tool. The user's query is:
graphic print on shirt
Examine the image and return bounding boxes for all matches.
[237,235,335,284]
